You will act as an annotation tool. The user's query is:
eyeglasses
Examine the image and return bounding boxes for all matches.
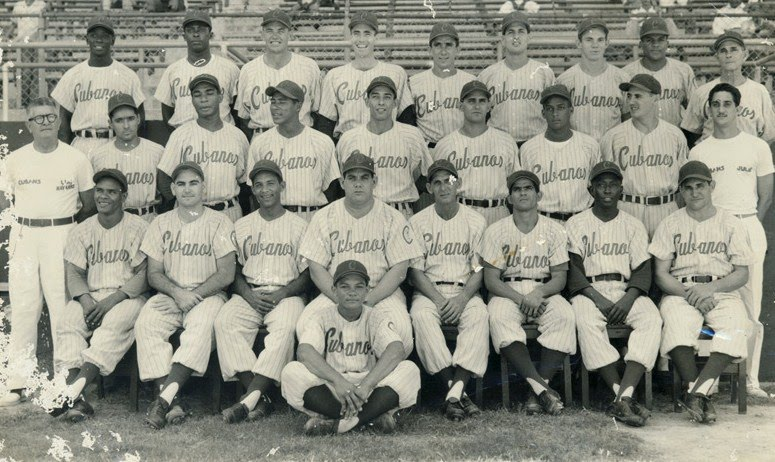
[27,114,58,125]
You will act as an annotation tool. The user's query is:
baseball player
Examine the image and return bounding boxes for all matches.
[90,93,163,223]
[136,161,237,430]
[281,260,421,435]
[519,84,601,223]
[51,16,146,158]
[433,80,520,225]
[298,153,424,358]
[600,74,689,238]
[556,19,629,141]
[622,17,696,127]
[408,160,489,420]
[481,170,574,415]
[48,169,149,422]
[0,97,95,407]
[249,80,340,222]
[235,9,321,140]
[154,10,240,130]
[687,83,774,399]
[157,74,249,222]
[567,161,661,427]
[337,76,432,219]
[315,11,413,140]
[216,160,311,423]
[478,11,555,145]
[650,160,752,423]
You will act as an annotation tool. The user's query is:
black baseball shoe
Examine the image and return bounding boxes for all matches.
[145,397,170,430]
[444,399,466,421]
[48,396,74,418]
[678,393,705,423]
[65,397,94,423]
[222,402,249,424]
[247,395,274,420]
[166,397,187,425]
[700,395,716,423]
[460,394,482,417]
[525,391,541,415]
[538,389,564,416]
[304,417,338,436]
[370,412,397,434]
[607,399,645,427]
[623,397,651,421]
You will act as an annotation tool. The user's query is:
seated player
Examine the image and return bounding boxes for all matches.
[650,160,751,424]
[281,260,421,435]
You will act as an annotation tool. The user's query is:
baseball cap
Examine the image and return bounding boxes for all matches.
[266,80,305,102]
[171,161,205,181]
[248,159,283,183]
[429,22,458,45]
[507,170,540,193]
[577,18,608,38]
[460,80,490,101]
[678,160,713,185]
[93,168,128,192]
[427,159,458,181]
[540,84,572,105]
[333,260,370,285]
[182,10,212,28]
[619,74,661,95]
[107,93,138,117]
[589,161,623,182]
[712,31,745,52]
[366,76,397,97]
[341,153,375,175]
[349,11,379,31]
[188,73,220,92]
[261,9,292,28]
[502,11,530,34]
[87,16,114,35]
[639,17,669,38]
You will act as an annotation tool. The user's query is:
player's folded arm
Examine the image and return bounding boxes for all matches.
[482,262,522,304]
[708,265,749,294]
[65,261,91,300]
[118,259,150,299]
[566,252,591,297]
[408,266,445,306]
[307,260,337,300]
[359,340,404,393]
[652,256,686,297]
[541,263,569,297]
[297,343,347,385]
[366,260,410,306]
[626,259,652,296]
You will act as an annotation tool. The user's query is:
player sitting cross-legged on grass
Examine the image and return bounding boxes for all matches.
[281,260,421,435]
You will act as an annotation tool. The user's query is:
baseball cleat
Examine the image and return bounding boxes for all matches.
[222,402,249,424]
[623,397,651,421]
[1,391,24,408]
[444,399,466,421]
[700,395,716,423]
[678,393,705,423]
[166,397,186,425]
[303,417,338,436]
[460,394,482,417]
[145,397,170,430]
[48,396,73,417]
[65,397,94,423]
[607,399,645,427]
[524,391,541,415]
[371,412,397,434]
[538,389,564,416]
[247,395,274,420]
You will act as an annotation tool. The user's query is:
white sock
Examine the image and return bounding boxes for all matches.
[526,377,547,396]
[159,383,179,405]
[240,390,262,411]
[337,416,358,433]
[612,383,620,395]
[66,378,87,401]
[619,386,634,399]
[691,378,714,396]
[446,381,464,402]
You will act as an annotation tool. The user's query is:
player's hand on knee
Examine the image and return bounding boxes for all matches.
[353,384,371,405]
[695,297,717,315]
[685,284,714,307]
[247,291,277,315]
[78,294,98,321]
[441,296,466,325]
[608,301,633,325]
[85,300,114,329]
[173,289,203,313]
[521,291,545,318]
[150,295,179,314]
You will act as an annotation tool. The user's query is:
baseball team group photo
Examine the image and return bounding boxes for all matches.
[1,0,774,459]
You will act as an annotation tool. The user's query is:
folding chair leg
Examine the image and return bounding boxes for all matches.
[563,355,572,406]
[501,355,510,409]
[129,358,139,412]
[738,360,747,414]
[211,374,222,414]
[96,376,106,399]
[475,377,483,406]
[581,363,589,409]
[644,370,653,410]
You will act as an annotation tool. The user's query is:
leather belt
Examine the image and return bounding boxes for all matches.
[503,276,549,283]
[734,213,757,219]
[125,205,156,216]
[459,197,505,208]
[389,202,412,211]
[539,210,576,221]
[253,127,270,136]
[435,281,464,287]
[205,197,238,211]
[285,205,322,213]
[16,215,77,227]
[76,129,113,139]
[621,192,675,206]
[680,275,718,284]
[587,273,627,283]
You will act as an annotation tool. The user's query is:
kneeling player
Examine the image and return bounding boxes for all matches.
[650,161,751,424]
[281,260,421,435]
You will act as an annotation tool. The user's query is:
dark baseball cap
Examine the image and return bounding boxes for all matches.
[460,80,490,101]
[349,11,378,31]
[262,9,292,28]
[577,18,608,38]
[507,170,540,193]
[427,159,458,181]
[182,10,212,28]
[540,84,572,104]
[266,80,305,102]
[366,76,397,97]
[712,31,745,52]
[679,160,712,185]
[93,168,128,192]
[429,22,458,45]
[107,93,138,116]
[502,11,530,34]
[249,159,283,183]
[171,161,205,181]
[342,153,375,175]
[619,74,661,95]
[589,161,623,182]
[189,73,220,92]
[639,17,669,38]
[87,16,114,35]
[333,259,370,285]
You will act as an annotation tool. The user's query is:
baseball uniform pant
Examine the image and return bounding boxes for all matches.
[137,212,157,224]
[488,280,576,355]
[55,292,146,374]
[280,360,420,416]
[618,200,677,239]
[135,293,227,381]
[468,204,510,226]
[6,222,74,390]
[735,216,766,387]
[572,281,661,371]
[214,290,305,382]
[410,286,489,377]
[289,209,320,223]
[219,203,243,223]
[71,136,110,160]
[303,290,414,357]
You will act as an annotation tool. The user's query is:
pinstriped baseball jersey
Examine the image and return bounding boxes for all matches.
[236,54,321,129]
[249,126,340,206]
[90,139,163,209]
[158,121,249,202]
[299,199,424,286]
[64,213,148,291]
[479,59,556,142]
[681,78,775,143]
[409,204,487,284]
[622,58,697,126]
[318,62,413,136]
[409,69,476,144]
[648,208,753,279]
[336,123,432,203]
[51,60,146,131]
[519,130,600,213]
[556,64,629,141]
[140,207,237,290]
[235,210,308,287]
[479,215,568,279]
[600,119,688,196]
[432,127,519,200]
[153,55,240,127]
[566,209,649,280]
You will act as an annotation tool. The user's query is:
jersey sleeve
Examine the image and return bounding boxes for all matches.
[153,66,175,107]
[756,140,775,176]
[63,225,88,269]
[407,215,427,271]
[648,217,675,261]
[140,219,164,262]
[478,225,505,270]
[158,131,183,176]
[369,314,403,357]
[75,152,95,192]
[297,311,325,353]
[727,217,754,266]
[298,212,332,267]
[385,213,423,266]
[599,129,614,162]
[235,65,251,120]
[759,87,775,143]
[320,136,341,187]
[227,61,240,99]
[565,219,583,256]
[128,220,149,268]
[469,214,487,271]
[629,219,650,268]
[547,223,569,267]
[396,68,413,115]
[411,129,432,176]
[681,63,698,106]
[307,61,323,112]
[128,70,146,106]
[318,70,338,121]
[235,131,250,183]
[294,221,310,273]
[507,137,520,172]
[50,69,76,112]
[680,90,705,134]
[675,131,689,168]
[212,216,238,259]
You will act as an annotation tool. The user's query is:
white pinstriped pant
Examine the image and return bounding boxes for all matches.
[617,200,677,239]
[410,286,489,377]
[467,204,510,226]
[735,215,766,387]
[56,291,146,374]
[135,292,227,381]
[214,291,305,382]
[280,360,421,416]
[572,281,661,371]
[71,136,110,160]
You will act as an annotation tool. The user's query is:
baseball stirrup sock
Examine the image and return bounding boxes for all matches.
[525,378,547,396]
[159,383,179,404]
[619,386,634,399]
[240,390,262,411]
[66,378,87,401]
[446,381,464,401]
[690,378,715,396]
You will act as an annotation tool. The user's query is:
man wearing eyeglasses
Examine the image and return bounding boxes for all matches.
[0,97,96,407]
